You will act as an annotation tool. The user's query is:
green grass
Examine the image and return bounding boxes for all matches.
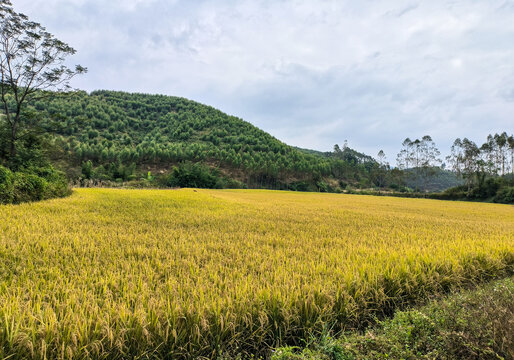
[271,276,514,360]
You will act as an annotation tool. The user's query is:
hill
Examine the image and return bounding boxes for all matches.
[404,167,464,192]
[34,90,374,189]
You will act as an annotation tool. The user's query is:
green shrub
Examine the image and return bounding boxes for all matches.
[0,165,70,205]
[163,162,221,189]
[494,186,514,204]
[0,165,14,204]
[216,177,247,189]
[12,171,47,203]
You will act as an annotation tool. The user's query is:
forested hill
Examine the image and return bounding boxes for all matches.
[36,90,374,189]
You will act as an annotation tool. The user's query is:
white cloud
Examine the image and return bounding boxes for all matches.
[13,0,514,162]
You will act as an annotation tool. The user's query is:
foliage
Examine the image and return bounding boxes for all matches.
[0,164,70,204]
[162,162,229,189]
[0,163,13,202]
[396,136,442,192]
[332,142,376,166]
[494,185,514,204]
[403,167,463,192]
[19,90,380,189]
[272,276,514,360]
[0,0,86,163]
[0,189,512,358]
[436,175,514,204]
[446,132,514,194]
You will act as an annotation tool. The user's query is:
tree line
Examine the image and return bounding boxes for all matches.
[0,0,512,204]
[368,132,513,202]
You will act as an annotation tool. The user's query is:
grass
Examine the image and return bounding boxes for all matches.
[0,188,512,359]
[272,276,514,360]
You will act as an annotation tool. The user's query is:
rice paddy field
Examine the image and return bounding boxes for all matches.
[0,188,513,359]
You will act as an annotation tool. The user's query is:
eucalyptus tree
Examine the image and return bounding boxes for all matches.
[494,132,509,176]
[397,136,441,192]
[417,135,441,192]
[446,138,481,193]
[396,138,413,170]
[508,134,514,174]
[374,150,389,188]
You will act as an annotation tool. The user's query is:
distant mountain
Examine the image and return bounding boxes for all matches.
[404,167,464,192]
[35,90,373,189]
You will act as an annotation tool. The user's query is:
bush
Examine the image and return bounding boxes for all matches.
[0,165,14,204]
[494,186,514,204]
[0,165,70,205]
[216,177,247,189]
[288,181,313,192]
[12,171,47,203]
[161,162,248,189]
[163,162,221,189]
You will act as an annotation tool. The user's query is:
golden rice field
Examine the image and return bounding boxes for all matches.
[0,188,513,359]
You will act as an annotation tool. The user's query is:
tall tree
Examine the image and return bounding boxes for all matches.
[377,150,387,167]
[480,135,497,175]
[494,132,508,176]
[446,138,481,193]
[508,134,514,174]
[396,138,413,170]
[373,150,389,188]
[397,136,441,192]
[417,135,441,192]
[0,0,86,164]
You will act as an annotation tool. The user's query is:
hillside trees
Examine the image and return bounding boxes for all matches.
[446,138,481,192]
[396,136,441,191]
[33,90,379,189]
[445,133,514,201]
[0,0,86,166]
[479,132,513,176]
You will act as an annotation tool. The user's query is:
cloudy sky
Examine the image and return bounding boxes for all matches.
[14,0,514,162]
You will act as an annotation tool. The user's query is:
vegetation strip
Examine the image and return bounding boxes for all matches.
[272,276,514,360]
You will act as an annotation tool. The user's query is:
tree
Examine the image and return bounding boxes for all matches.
[0,0,86,164]
[417,135,441,191]
[333,144,341,154]
[508,134,514,174]
[396,136,441,192]
[494,132,508,176]
[373,150,389,188]
[446,138,481,193]
[480,135,497,175]
[377,150,387,167]
[396,138,413,170]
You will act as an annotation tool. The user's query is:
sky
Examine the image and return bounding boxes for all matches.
[14,0,514,163]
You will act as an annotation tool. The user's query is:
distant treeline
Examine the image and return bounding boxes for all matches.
[0,89,512,203]
[363,132,514,203]
[0,0,512,204]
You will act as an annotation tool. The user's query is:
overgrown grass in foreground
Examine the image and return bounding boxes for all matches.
[0,189,512,359]
[272,276,514,360]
